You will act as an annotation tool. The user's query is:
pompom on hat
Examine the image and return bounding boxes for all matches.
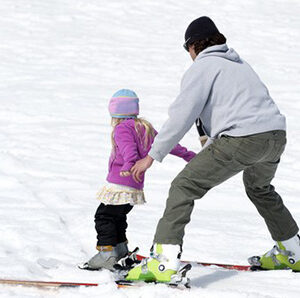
[108,89,139,118]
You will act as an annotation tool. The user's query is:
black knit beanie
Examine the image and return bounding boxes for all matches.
[184,16,220,48]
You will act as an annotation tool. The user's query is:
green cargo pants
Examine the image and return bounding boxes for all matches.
[154,130,298,245]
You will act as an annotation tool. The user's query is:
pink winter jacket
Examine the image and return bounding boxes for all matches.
[106,119,196,190]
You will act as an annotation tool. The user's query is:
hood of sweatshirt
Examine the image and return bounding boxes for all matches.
[195,43,241,62]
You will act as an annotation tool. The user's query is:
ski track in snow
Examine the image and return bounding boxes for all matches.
[0,0,300,297]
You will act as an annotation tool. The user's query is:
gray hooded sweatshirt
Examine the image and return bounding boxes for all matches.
[149,44,286,162]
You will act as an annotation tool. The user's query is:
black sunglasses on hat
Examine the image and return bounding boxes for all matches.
[183,37,191,51]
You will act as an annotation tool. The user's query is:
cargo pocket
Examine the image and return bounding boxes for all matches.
[212,146,233,163]
[234,138,268,167]
[213,136,249,168]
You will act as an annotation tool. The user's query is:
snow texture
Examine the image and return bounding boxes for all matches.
[0,0,300,297]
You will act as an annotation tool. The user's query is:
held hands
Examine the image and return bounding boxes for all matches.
[131,155,154,183]
[119,155,154,182]
[120,171,131,177]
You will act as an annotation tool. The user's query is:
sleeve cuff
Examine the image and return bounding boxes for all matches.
[148,148,164,163]
[183,152,197,162]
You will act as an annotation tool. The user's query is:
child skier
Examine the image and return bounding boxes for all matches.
[82,89,196,270]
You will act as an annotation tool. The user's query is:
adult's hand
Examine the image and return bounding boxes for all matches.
[131,155,154,183]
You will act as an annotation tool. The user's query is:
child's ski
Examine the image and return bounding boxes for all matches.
[0,279,99,288]
[0,278,140,289]
[0,278,192,290]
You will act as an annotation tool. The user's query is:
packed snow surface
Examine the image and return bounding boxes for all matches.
[0,0,300,297]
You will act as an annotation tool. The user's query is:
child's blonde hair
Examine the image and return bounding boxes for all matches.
[111,117,155,151]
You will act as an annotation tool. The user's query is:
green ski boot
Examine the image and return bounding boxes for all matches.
[126,244,181,283]
[276,235,300,271]
[248,234,300,271]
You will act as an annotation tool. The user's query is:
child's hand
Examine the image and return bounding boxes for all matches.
[120,171,131,177]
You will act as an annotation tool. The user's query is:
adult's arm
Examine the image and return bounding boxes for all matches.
[148,63,217,162]
[154,128,196,162]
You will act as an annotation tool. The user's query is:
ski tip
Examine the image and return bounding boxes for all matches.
[78,263,101,271]
[116,280,133,285]
[115,280,141,288]
[78,263,86,270]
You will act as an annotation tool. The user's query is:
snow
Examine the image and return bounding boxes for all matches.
[0,0,300,297]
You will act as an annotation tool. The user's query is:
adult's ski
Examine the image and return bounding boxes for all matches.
[136,254,251,271]
[0,278,142,289]
[115,263,192,289]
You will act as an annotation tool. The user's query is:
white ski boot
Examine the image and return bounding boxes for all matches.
[81,245,118,271]
[116,241,129,260]
[79,242,129,271]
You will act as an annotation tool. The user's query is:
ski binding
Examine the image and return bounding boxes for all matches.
[116,263,192,289]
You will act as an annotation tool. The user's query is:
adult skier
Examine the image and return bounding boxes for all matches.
[126,16,300,283]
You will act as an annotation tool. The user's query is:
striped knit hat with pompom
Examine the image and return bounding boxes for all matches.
[108,89,139,118]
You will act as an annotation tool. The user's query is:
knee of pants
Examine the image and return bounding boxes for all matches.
[94,214,115,227]
[95,217,115,229]
[242,171,255,189]
[170,174,192,191]
[116,220,128,231]
[243,170,274,191]
[245,184,275,199]
[170,174,208,199]
[171,174,184,187]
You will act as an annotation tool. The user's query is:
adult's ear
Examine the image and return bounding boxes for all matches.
[189,44,197,60]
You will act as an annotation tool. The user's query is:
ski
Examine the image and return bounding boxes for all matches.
[136,254,251,271]
[184,260,251,271]
[0,254,257,289]
[0,278,190,290]
[115,279,188,289]
[0,279,99,288]
[0,278,138,289]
